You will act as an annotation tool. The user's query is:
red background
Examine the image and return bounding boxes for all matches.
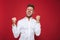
[0,0,60,40]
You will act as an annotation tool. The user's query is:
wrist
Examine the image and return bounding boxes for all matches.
[12,23,16,26]
[36,20,39,23]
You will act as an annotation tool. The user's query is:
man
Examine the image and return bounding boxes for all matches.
[12,4,41,40]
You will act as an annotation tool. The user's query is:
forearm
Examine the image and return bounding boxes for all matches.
[34,22,41,36]
[12,25,19,38]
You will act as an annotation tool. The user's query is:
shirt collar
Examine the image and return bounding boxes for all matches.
[24,16,33,21]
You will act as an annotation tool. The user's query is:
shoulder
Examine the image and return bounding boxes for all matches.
[32,18,36,22]
[17,17,25,24]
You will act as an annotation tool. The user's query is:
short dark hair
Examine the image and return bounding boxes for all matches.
[27,4,35,9]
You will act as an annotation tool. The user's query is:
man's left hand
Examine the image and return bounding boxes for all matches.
[36,15,40,23]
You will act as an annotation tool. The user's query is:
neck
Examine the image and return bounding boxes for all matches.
[26,16,31,21]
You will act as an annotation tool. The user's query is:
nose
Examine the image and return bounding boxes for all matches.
[28,10,30,12]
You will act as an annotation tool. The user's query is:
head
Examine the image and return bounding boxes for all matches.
[26,4,35,18]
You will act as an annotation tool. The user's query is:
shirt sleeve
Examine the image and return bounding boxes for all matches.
[12,21,21,38]
[34,22,41,36]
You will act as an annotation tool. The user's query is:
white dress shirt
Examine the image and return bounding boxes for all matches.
[12,17,41,40]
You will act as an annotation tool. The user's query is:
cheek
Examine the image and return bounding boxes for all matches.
[31,11,33,14]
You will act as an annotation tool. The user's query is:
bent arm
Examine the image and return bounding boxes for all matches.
[12,21,21,38]
[34,22,41,36]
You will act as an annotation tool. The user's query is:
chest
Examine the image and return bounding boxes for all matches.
[20,21,35,30]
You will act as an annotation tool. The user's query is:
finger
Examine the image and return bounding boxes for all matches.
[12,17,16,21]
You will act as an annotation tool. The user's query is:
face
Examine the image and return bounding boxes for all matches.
[26,7,34,17]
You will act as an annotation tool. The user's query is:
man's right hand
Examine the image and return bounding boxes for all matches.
[12,17,17,26]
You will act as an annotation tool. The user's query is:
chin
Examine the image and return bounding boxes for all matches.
[26,15,32,18]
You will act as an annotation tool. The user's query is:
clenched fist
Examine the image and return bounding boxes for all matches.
[36,15,40,23]
[12,17,17,26]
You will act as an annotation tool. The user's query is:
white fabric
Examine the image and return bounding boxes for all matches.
[12,17,41,40]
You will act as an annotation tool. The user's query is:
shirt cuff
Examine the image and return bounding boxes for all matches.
[12,25,17,29]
